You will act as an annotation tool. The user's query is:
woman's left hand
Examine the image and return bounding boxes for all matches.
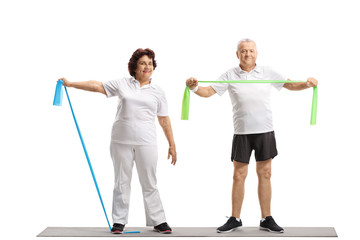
[168,146,177,165]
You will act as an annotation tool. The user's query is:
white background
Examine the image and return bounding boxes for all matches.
[1,0,359,239]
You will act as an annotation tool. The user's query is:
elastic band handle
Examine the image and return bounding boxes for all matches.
[53,80,63,106]
[310,86,318,125]
[181,86,190,120]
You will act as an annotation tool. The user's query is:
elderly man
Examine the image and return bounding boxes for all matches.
[186,39,317,233]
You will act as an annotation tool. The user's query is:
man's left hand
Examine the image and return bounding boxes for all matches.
[306,77,318,88]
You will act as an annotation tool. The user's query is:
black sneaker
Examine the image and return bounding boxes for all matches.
[217,217,242,233]
[111,223,124,234]
[259,216,284,233]
[154,222,172,234]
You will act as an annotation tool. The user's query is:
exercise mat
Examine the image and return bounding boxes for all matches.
[37,226,336,237]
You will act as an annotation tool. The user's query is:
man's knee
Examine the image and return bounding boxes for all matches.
[256,159,272,180]
[257,167,272,180]
[258,169,271,180]
[233,162,249,182]
[233,171,248,182]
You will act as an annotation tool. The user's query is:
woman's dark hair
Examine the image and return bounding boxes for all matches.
[128,48,157,77]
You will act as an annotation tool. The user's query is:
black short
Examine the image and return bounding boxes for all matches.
[231,131,278,163]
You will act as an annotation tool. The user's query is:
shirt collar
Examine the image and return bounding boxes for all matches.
[130,76,157,89]
[238,64,262,74]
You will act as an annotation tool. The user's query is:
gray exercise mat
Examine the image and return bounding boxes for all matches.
[37,227,337,237]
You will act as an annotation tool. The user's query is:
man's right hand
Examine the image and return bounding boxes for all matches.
[186,77,198,90]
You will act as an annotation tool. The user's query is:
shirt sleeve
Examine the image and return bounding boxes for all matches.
[157,89,169,116]
[265,66,287,91]
[102,78,121,97]
[211,71,229,96]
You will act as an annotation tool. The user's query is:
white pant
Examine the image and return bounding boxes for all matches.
[110,142,166,226]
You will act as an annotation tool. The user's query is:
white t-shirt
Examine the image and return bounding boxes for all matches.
[211,65,286,134]
[103,77,168,145]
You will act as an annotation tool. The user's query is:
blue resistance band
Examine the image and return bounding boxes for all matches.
[54,81,112,232]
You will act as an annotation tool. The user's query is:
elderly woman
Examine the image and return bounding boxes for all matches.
[59,48,176,234]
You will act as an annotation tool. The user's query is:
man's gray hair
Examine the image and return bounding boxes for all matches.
[237,38,256,50]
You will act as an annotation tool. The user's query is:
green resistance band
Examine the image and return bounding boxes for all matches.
[181,80,318,125]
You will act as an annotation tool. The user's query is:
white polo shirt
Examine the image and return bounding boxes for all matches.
[211,65,286,135]
[103,77,168,145]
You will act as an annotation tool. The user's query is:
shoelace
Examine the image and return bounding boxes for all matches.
[226,216,240,221]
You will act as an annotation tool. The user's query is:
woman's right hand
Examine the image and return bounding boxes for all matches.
[186,77,198,90]
[58,77,71,87]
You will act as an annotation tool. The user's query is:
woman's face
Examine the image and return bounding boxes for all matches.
[135,55,153,80]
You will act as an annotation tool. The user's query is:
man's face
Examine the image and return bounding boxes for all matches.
[236,41,258,66]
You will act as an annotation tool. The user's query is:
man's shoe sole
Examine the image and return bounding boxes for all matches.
[217,226,242,233]
[111,230,123,234]
[259,226,284,233]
